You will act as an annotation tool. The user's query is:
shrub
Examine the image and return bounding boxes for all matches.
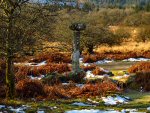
[44,85,71,99]
[135,72,150,91]
[0,85,6,98]
[16,63,71,77]
[81,64,96,71]
[67,71,86,83]
[29,52,71,63]
[16,79,45,98]
[142,51,150,58]
[15,66,30,82]
[92,67,106,75]
[42,72,61,85]
[128,62,150,73]
[79,81,120,97]
[0,59,6,85]
[83,54,105,63]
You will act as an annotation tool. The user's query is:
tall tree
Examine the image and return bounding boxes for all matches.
[0,0,30,99]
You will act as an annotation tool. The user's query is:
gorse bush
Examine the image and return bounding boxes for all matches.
[128,62,150,73]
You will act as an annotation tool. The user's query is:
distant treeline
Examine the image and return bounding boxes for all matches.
[31,0,150,11]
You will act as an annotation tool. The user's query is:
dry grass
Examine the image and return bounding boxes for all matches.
[15,63,71,78]
[16,79,45,98]
[29,52,71,63]
[128,62,150,73]
[92,67,106,75]
[81,64,97,71]
[96,42,150,55]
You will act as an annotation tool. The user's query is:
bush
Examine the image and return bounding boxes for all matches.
[16,79,45,98]
[67,71,86,83]
[128,62,150,73]
[128,72,150,91]
[16,63,71,77]
[0,59,6,85]
[44,85,71,99]
[0,85,6,98]
[137,27,150,42]
[42,72,61,85]
[29,52,71,63]
[81,64,96,71]
[92,67,106,75]
[83,54,105,63]
[79,81,120,97]
[15,66,30,82]
[135,72,150,91]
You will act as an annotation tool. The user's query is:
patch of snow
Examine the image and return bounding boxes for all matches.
[85,71,95,78]
[75,84,84,88]
[114,74,130,80]
[87,98,99,104]
[65,109,120,113]
[102,95,130,105]
[130,111,146,113]
[79,58,83,63]
[53,106,57,109]
[37,111,45,113]
[14,61,47,67]
[10,107,25,113]
[29,75,45,80]
[102,96,117,105]
[123,58,150,62]
[114,95,128,104]
[95,59,114,65]
[35,61,47,66]
[123,109,137,112]
[0,105,5,109]
[72,102,94,107]
[37,109,45,113]
[62,83,69,85]
[147,107,150,111]
[83,63,91,67]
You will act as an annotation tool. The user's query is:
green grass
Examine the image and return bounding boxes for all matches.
[0,91,150,112]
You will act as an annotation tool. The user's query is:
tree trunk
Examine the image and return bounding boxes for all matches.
[5,15,15,99]
[72,31,81,74]
[5,52,15,99]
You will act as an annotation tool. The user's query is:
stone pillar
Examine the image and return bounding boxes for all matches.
[70,23,86,74]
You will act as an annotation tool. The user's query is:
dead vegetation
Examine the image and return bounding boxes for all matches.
[135,72,150,91]
[29,52,71,63]
[15,63,71,78]
[128,62,150,73]
[16,79,46,98]
[15,78,120,99]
